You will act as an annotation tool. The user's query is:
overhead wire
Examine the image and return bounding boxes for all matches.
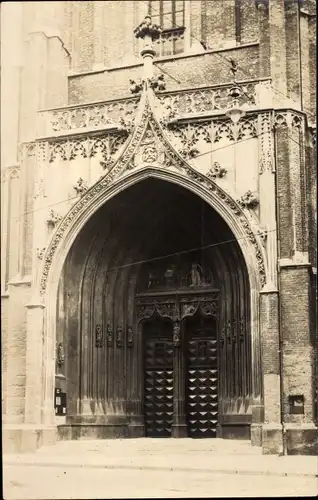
[94,229,278,273]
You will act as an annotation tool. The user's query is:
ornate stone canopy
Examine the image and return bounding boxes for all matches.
[36,84,268,300]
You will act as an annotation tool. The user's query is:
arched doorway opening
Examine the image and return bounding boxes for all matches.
[55,178,254,440]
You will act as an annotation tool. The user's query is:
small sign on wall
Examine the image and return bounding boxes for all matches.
[288,395,304,415]
[55,388,66,416]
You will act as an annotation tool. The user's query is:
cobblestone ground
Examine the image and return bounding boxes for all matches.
[3,439,318,499]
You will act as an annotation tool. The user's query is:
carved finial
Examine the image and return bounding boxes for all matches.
[73,177,88,196]
[134,16,162,80]
[149,74,166,92]
[37,247,46,260]
[238,190,259,209]
[134,16,162,41]
[129,78,143,95]
[47,209,62,228]
[206,162,227,180]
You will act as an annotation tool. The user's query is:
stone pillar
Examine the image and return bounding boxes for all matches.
[256,1,270,79]
[3,281,32,452]
[171,322,187,438]
[20,299,56,451]
[134,16,161,81]
[258,111,277,289]
[279,263,318,455]
[275,112,317,454]
[268,0,288,108]
[128,321,145,436]
[260,290,283,454]
[24,300,45,424]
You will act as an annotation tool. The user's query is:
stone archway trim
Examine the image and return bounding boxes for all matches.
[37,87,267,300]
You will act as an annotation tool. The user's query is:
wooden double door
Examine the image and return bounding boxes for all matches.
[143,316,218,438]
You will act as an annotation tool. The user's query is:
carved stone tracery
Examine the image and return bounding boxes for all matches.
[127,326,134,347]
[238,190,259,209]
[116,324,123,347]
[74,178,88,196]
[47,209,62,228]
[95,324,103,348]
[136,293,219,325]
[206,162,227,180]
[38,89,268,296]
[107,324,113,347]
[259,112,274,174]
[48,98,139,134]
[173,322,181,347]
[41,134,129,166]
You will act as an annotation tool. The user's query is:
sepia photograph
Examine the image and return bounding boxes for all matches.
[1,0,317,498]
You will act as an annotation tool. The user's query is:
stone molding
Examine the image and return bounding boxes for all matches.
[136,292,219,324]
[36,87,268,299]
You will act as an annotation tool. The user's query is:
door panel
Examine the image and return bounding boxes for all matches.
[186,327,218,438]
[143,320,174,437]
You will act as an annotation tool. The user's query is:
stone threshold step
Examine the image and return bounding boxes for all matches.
[4,460,317,478]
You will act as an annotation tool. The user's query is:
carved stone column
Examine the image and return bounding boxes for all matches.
[259,290,283,454]
[134,16,161,81]
[171,321,188,438]
[24,299,46,425]
[258,112,277,290]
[128,321,145,437]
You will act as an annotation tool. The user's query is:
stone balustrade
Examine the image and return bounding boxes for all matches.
[36,79,272,139]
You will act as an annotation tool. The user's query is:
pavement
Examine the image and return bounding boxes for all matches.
[3,438,318,499]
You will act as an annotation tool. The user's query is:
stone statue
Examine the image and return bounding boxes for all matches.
[57,343,65,367]
[173,322,181,347]
[190,263,203,287]
[95,324,103,348]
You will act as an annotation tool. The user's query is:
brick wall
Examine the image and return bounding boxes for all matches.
[257,2,270,78]
[260,291,281,423]
[308,16,316,118]
[68,45,260,104]
[4,283,32,423]
[240,0,259,44]
[275,127,292,259]
[280,266,314,423]
[202,0,236,49]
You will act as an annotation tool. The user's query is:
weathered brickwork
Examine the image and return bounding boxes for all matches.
[1,0,316,455]
[68,45,260,104]
[280,266,314,419]
[240,0,259,44]
[285,1,301,103]
[275,127,292,259]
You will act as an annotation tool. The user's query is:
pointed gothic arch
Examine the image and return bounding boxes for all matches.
[33,87,268,431]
